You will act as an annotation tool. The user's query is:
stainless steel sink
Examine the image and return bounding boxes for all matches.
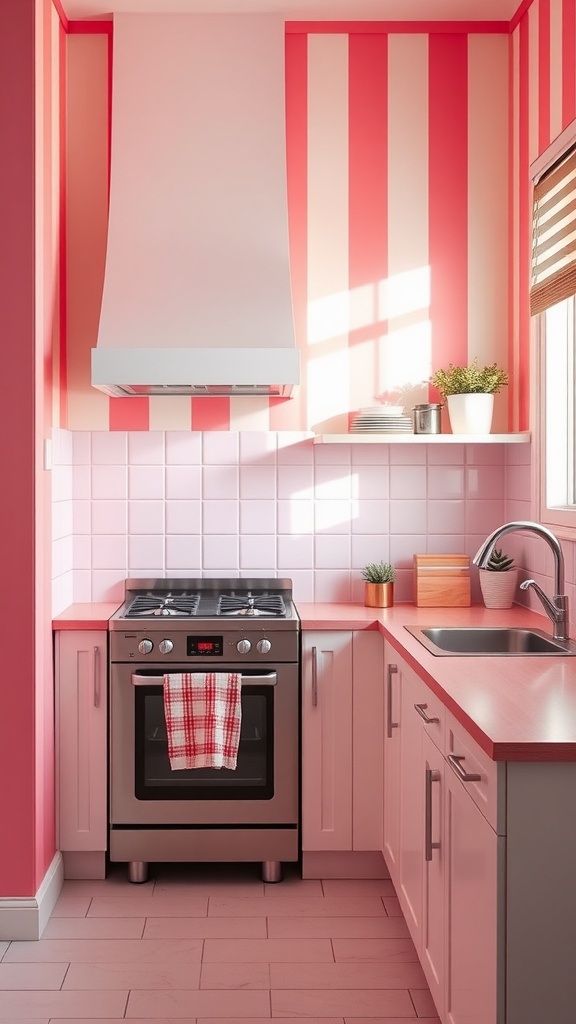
[404,625,576,656]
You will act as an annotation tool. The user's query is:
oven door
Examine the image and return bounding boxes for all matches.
[109,663,299,827]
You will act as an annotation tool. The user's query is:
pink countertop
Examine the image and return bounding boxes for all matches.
[54,600,576,762]
[52,603,120,630]
[299,602,576,762]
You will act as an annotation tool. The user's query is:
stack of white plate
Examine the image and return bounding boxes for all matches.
[350,406,413,434]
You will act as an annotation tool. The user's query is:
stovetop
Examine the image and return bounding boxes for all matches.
[109,577,299,632]
[123,590,287,620]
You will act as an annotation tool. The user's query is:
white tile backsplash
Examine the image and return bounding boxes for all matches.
[239,500,277,535]
[128,500,164,535]
[165,431,202,465]
[127,535,164,571]
[51,430,539,606]
[129,465,165,500]
[128,431,165,465]
[165,465,202,500]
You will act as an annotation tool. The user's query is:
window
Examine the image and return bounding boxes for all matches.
[532,131,576,536]
[537,296,576,533]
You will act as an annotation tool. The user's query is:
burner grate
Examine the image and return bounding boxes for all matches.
[217,594,286,617]
[125,594,200,618]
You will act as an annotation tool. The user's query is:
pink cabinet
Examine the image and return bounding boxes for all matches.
[443,743,499,1024]
[55,630,108,879]
[383,650,498,1023]
[302,632,353,852]
[382,658,401,877]
[397,666,426,939]
[302,631,383,862]
[351,630,384,851]
[421,729,445,1017]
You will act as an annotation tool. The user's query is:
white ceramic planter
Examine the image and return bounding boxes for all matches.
[479,568,519,609]
[447,393,494,434]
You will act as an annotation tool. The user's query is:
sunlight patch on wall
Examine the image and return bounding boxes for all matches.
[307,266,430,346]
[378,319,432,400]
[378,266,430,320]
[307,346,350,428]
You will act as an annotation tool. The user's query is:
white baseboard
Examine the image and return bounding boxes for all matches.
[0,852,63,940]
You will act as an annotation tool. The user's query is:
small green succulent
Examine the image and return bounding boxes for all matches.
[485,548,515,572]
[361,561,396,584]
[431,359,509,398]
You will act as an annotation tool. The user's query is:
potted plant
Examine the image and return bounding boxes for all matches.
[478,548,519,609]
[431,359,509,434]
[361,561,396,608]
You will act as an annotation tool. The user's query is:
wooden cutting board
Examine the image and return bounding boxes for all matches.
[414,554,471,607]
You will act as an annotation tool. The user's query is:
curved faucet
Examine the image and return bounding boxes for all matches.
[472,521,569,641]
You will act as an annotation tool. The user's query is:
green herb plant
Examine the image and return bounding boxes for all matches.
[485,548,515,572]
[431,358,509,398]
[361,561,396,584]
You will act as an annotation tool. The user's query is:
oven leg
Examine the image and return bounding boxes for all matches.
[261,860,282,883]
[128,861,149,884]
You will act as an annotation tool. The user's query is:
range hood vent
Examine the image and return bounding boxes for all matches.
[91,13,299,398]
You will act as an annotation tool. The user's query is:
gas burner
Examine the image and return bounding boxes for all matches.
[217,594,286,618]
[125,594,200,618]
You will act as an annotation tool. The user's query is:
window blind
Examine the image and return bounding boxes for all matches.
[531,145,576,316]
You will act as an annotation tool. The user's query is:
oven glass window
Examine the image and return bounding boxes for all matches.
[134,686,274,800]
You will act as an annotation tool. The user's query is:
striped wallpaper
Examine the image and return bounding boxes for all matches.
[511,0,576,431]
[61,5,576,434]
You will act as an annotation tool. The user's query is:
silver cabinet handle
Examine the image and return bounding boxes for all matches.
[425,767,441,861]
[386,664,398,738]
[130,672,277,687]
[414,702,440,724]
[311,646,318,707]
[447,753,482,783]
[93,645,100,708]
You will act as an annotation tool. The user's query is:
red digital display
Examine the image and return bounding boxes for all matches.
[187,635,223,656]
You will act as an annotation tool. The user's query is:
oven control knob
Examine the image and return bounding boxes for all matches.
[237,639,251,654]
[256,639,271,654]
[158,639,174,655]
[138,639,153,655]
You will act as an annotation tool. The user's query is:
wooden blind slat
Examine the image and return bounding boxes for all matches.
[533,147,576,201]
[530,265,576,316]
[531,144,576,314]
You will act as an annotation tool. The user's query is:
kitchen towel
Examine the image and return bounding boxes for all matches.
[163,672,242,770]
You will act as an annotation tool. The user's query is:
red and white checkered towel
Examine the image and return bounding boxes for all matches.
[162,672,242,770]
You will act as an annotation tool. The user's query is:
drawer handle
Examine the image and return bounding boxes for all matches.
[425,767,441,861]
[447,753,482,783]
[386,664,399,738]
[414,702,440,725]
[311,646,318,707]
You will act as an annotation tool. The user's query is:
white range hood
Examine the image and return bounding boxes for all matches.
[91,13,299,398]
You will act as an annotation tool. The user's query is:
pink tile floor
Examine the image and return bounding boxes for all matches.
[0,864,440,1022]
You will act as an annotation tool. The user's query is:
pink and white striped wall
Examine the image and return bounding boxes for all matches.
[509,0,576,433]
[62,20,515,434]
[507,0,576,610]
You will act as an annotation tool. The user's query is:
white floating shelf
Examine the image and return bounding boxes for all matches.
[313,432,531,444]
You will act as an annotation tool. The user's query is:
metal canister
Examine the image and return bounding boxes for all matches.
[413,403,442,434]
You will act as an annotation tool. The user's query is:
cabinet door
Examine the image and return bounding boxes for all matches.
[382,655,402,883]
[421,730,445,1018]
[397,665,426,942]
[444,755,498,1024]
[352,630,383,851]
[301,632,353,851]
[56,631,108,852]
[395,659,445,961]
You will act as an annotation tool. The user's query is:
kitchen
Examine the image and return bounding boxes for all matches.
[1,0,576,1019]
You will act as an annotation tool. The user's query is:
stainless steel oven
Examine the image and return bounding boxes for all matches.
[108,578,300,883]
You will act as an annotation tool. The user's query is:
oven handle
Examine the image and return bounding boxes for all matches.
[130,671,277,687]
